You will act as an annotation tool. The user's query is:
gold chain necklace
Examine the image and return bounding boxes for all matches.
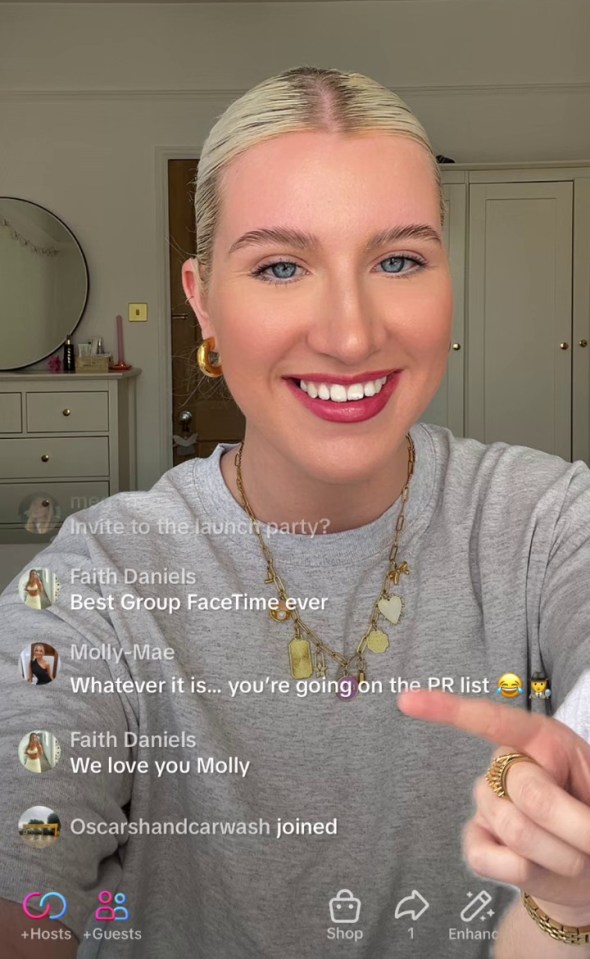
[234,434,415,700]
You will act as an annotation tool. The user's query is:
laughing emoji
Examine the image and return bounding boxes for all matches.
[496,673,524,699]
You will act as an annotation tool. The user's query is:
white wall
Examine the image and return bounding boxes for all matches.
[0,0,589,496]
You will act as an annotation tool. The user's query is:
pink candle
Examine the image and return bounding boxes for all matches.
[117,314,125,364]
[110,314,131,370]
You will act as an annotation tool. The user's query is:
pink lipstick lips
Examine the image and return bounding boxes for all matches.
[284,370,401,423]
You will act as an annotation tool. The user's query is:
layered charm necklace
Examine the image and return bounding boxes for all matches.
[234,434,415,701]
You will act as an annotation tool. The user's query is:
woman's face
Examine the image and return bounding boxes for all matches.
[33,645,45,658]
[184,131,453,484]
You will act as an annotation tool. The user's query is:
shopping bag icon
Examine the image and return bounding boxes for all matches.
[329,890,361,923]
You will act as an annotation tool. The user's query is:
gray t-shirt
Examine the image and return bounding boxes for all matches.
[1,422,589,958]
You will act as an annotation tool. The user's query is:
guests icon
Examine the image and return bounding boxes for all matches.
[95,891,130,922]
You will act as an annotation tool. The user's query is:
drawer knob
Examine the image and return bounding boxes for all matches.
[41,454,50,463]
[63,408,72,417]
[560,342,569,350]
[451,342,461,351]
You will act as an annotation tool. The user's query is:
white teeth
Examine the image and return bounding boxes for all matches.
[329,384,348,402]
[346,383,365,401]
[298,375,389,401]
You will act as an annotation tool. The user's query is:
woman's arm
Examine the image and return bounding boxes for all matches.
[398,691,590,955]
[495,897,590,957]
[0,899,77,958]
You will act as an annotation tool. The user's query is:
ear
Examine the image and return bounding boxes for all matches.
[181,257,216,340]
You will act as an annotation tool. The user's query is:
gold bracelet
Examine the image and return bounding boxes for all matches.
[522,893,590,945]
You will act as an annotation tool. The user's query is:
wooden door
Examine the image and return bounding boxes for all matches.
[467,181,573,458]
[168,159,245,465]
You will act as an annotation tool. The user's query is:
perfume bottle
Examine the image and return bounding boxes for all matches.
[63,336,75,373]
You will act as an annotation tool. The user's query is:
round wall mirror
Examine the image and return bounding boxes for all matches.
[0,198,89,370]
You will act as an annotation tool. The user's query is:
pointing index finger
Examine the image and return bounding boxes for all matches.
[397,689,570,780]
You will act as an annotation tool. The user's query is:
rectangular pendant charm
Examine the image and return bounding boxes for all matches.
[288,638,314,679]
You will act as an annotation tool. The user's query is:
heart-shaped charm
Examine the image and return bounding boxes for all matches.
[377,594,404,625]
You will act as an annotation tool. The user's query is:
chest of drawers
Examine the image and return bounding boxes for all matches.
[0,370,140,544]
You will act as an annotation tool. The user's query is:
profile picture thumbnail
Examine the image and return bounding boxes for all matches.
[19,642,60,685]
[18,731,62,774]
[18,492,61,535]
[18,568,60,610]
[18,805,61,847]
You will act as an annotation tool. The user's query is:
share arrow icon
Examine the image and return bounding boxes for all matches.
[394,890,430,921]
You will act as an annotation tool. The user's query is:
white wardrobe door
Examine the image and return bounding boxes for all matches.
[467,181,573,458]
[420,182,466,436]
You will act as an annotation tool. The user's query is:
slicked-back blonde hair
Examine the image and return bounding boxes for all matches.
[194,65,445,296]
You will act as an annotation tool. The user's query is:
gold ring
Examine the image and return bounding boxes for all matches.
[485,752,537,801]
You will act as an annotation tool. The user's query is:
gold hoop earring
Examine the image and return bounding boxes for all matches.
[197,337,223,378]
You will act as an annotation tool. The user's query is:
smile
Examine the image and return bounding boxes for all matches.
[297,376,388,402]
[284,371,401,424]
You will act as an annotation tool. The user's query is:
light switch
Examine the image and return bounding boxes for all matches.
[128,303,148,322]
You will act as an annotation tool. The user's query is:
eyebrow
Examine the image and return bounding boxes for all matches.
[227,224,442,256]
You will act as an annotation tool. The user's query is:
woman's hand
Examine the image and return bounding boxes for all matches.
[397,690,590,924]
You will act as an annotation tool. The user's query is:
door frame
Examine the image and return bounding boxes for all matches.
[156,146,201,474]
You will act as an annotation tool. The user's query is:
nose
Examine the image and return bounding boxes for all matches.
[305,272,388,366]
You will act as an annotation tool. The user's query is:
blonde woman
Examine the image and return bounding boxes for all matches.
[23,733,44,773]
[22,569,51,610]
[0,67,589,958]
[22,495,59,535]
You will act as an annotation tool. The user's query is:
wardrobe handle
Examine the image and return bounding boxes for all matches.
[560,342,569,350]
[451,343,461,351]
[580,339,588,348]
[41,454,50,463]
[62,408,71,416]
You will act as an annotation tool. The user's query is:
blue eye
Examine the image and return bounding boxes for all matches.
[250,254,425,285]
[382,256,412,274]
[254,261,299,282]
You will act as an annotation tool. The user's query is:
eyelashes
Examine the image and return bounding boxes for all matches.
[250,254,427,285]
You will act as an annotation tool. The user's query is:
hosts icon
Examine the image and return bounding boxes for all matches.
[22,892,67,921]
